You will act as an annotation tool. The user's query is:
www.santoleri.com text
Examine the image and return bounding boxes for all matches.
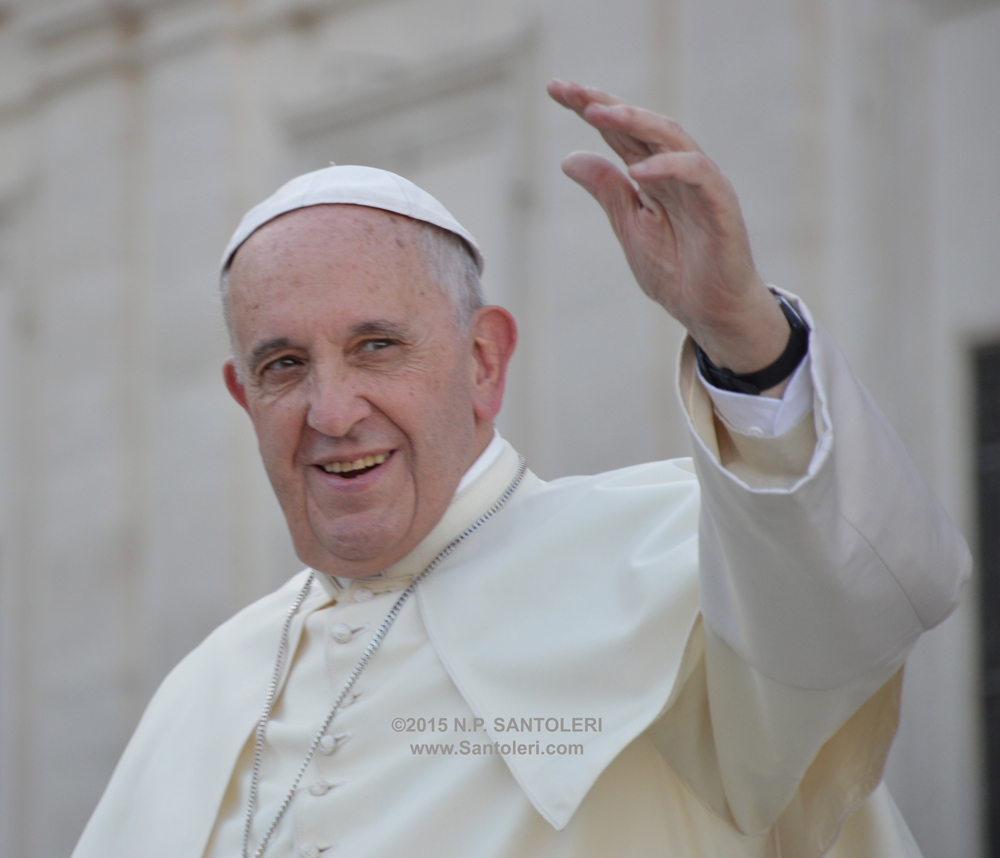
[390,716,603,734]
[410,740,585,756]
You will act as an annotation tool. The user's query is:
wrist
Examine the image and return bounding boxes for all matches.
[691,283,791,374]
[694,293,809,397]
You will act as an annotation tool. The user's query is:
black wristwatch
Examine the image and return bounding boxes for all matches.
[693,294,810,396]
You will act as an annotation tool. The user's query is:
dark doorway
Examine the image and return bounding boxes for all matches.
[975,342,1000,856]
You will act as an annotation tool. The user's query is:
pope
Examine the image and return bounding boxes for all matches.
[71,81,969,858]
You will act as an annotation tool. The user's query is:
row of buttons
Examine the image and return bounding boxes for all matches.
[298,731,352,854]
[296,585,395,858]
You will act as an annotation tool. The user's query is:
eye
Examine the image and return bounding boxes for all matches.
[262,355,303,373]
[359,338,395,352]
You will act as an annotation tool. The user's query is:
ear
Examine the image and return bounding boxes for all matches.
[469,305,517,423]
[223,358,250,412]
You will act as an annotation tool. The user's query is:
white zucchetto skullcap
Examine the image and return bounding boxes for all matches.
[221,164,484,274]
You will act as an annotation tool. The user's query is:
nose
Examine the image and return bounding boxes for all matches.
[305,363,373,439]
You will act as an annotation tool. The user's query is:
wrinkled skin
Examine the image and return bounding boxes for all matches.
[224,204,516,579]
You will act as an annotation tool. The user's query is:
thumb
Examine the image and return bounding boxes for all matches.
[561,151,638,240]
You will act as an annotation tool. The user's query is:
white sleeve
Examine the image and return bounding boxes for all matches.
[659,291,969,846]
[679,292,970,689]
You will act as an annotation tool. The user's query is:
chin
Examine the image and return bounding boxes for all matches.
[302,521,409,572]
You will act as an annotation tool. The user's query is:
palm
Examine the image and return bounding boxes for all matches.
[548,80,786,373]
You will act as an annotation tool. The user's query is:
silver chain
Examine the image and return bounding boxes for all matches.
[242,458,527,858]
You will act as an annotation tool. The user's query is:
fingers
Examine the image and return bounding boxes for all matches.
[629,151,712,187]
[561,151,635,204]
[548,80,653,163]
[562,149,729,229]
[548,79,702,171]
[583,103,702,157]
[564,147,732,223]
[548,80,647,163]
[628,151,736,217]
[547,79,624,115]
[561,151,642,242]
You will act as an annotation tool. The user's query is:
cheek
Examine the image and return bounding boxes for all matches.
[249,400,304,465]
[414,369,477,450]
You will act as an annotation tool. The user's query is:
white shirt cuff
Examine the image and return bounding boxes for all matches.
[696,356,813,438]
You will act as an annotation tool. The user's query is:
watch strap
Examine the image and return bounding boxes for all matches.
[694,295,810,396]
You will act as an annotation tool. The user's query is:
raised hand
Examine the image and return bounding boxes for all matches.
[548,80,791,384]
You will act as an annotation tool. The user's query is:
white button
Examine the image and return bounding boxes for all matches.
[354,587,374,602]
[309,780,332,796]
[300,845,320,858]
[318,731,350,755]
[331,623,354,644]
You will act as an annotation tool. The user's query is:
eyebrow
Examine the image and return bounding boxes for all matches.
[349,320,410,339]
[248,337,292,371]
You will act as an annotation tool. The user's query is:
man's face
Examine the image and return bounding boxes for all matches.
[224,205,508,578]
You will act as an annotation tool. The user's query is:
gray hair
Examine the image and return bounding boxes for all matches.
[412,220,487,328]
[219,217,486,358]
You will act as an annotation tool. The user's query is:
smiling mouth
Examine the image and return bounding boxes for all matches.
[321,452,389,478]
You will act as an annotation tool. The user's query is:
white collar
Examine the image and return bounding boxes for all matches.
[455,429,504,495]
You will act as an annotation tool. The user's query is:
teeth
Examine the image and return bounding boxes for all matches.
[322,453,387,474]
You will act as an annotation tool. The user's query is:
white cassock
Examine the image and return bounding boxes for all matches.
[71,296,969,858]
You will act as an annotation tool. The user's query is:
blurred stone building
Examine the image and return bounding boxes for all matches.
[0,0,998,855]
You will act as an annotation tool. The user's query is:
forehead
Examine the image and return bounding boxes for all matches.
[226,205,450,336]
[229,203,426,285]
